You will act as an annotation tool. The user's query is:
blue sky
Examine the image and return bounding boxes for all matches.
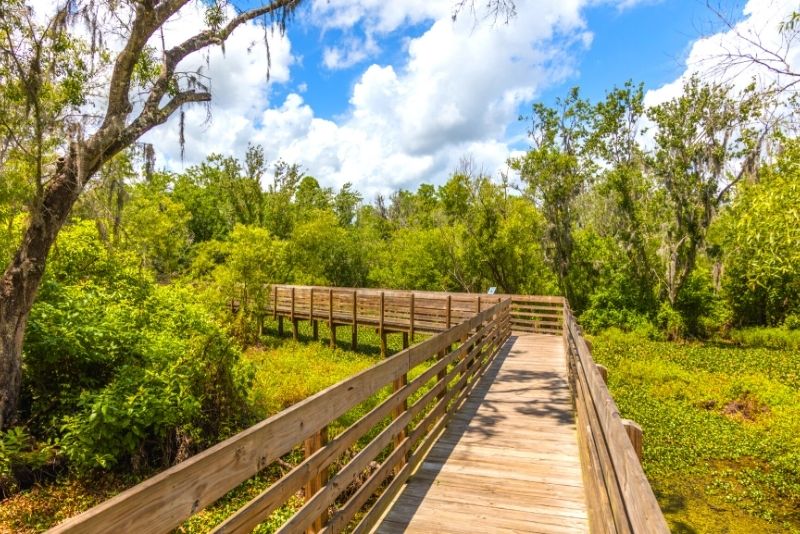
[142,0,792,197]
[283,1,724,119]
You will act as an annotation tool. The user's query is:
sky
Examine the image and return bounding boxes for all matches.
[138,0,799,198]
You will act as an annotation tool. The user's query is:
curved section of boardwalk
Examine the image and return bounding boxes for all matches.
[376,334,589,533]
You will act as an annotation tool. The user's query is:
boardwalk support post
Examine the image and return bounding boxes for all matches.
[291,287,298,340]
[310,289,318,341]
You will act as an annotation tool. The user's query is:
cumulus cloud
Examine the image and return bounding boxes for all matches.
[322,35,381,70]
[141,3,294,168]
[142,0,654,197]
[175,0,593,196]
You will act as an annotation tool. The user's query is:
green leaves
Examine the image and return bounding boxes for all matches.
[592,330,800,530]
[718,136,800,325]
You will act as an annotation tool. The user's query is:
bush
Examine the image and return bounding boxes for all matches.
[784,313,800,331]
[657,302,686,340]
[0,427,58,497]
[22,221,253,475]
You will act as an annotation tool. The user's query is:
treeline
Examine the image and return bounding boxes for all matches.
[1,76,798,489]
[36,77,794,339]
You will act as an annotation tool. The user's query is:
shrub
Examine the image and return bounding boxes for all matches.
[784,313,800,331]
[22,221,253,475]
[657,302,686,340]
[0,427,59,497]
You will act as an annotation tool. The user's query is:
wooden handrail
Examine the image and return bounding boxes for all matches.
[49,299,512,534]
[269,284,564,337]
[563,304,669,533]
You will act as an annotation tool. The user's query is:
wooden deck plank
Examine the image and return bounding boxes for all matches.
[374,333,589,533]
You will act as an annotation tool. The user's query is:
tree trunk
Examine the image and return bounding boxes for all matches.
[0,156,82,429]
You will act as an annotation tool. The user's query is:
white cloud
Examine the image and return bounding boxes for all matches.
[310,0,449,34]
[322,35,380,70]
[141,3,294,168]
[144,0,656,197]
[250,0,595,197]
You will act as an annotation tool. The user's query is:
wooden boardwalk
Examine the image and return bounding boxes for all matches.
[376,334,589,534]
[52,290,669,534]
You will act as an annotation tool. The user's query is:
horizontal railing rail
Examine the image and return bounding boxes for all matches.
[49,299,512,534]
[563,304,669,533]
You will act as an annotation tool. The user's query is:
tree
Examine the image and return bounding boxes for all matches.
[333,183,362,227]
[0,0,302,428]
[511,87,593,305]
[719,136,800,325]
[647,75,767,307]
[589,81,658,310]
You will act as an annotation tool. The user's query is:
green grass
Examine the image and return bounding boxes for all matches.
[591,328,800,533]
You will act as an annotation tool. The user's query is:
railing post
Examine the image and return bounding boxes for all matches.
[436,348,447,402]
[446,295,452,351]
[446,295,452,329]
[409,293,415,342]
[291,287,298,341]
[272,285,278,319]
[304,425,329,533]
[596,364,608,385]
[379,291,386,357]
[329,289,335,349]
[351,290,358,350]
[392,371,408,475]
[622,419,644,463]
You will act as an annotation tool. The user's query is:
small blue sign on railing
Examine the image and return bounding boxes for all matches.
[487,287,497,295]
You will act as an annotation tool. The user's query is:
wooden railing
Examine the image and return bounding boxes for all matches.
[267,285,562,354]
[563,303,669,533]
[49,299,512,534]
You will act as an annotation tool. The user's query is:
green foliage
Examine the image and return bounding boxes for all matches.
[718,137,800,325]
[647,76,765,306]
[290,211,369,287]
[656,301,686,340]
[123,184,191,276]
[369,226,452,290]
[197,224,289,343]
[246,339,376,417]
[511,87,593,303]
[0,426,58,497]
[23,221,252,472]
[784,314,800,331]
[592,330,800,531]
